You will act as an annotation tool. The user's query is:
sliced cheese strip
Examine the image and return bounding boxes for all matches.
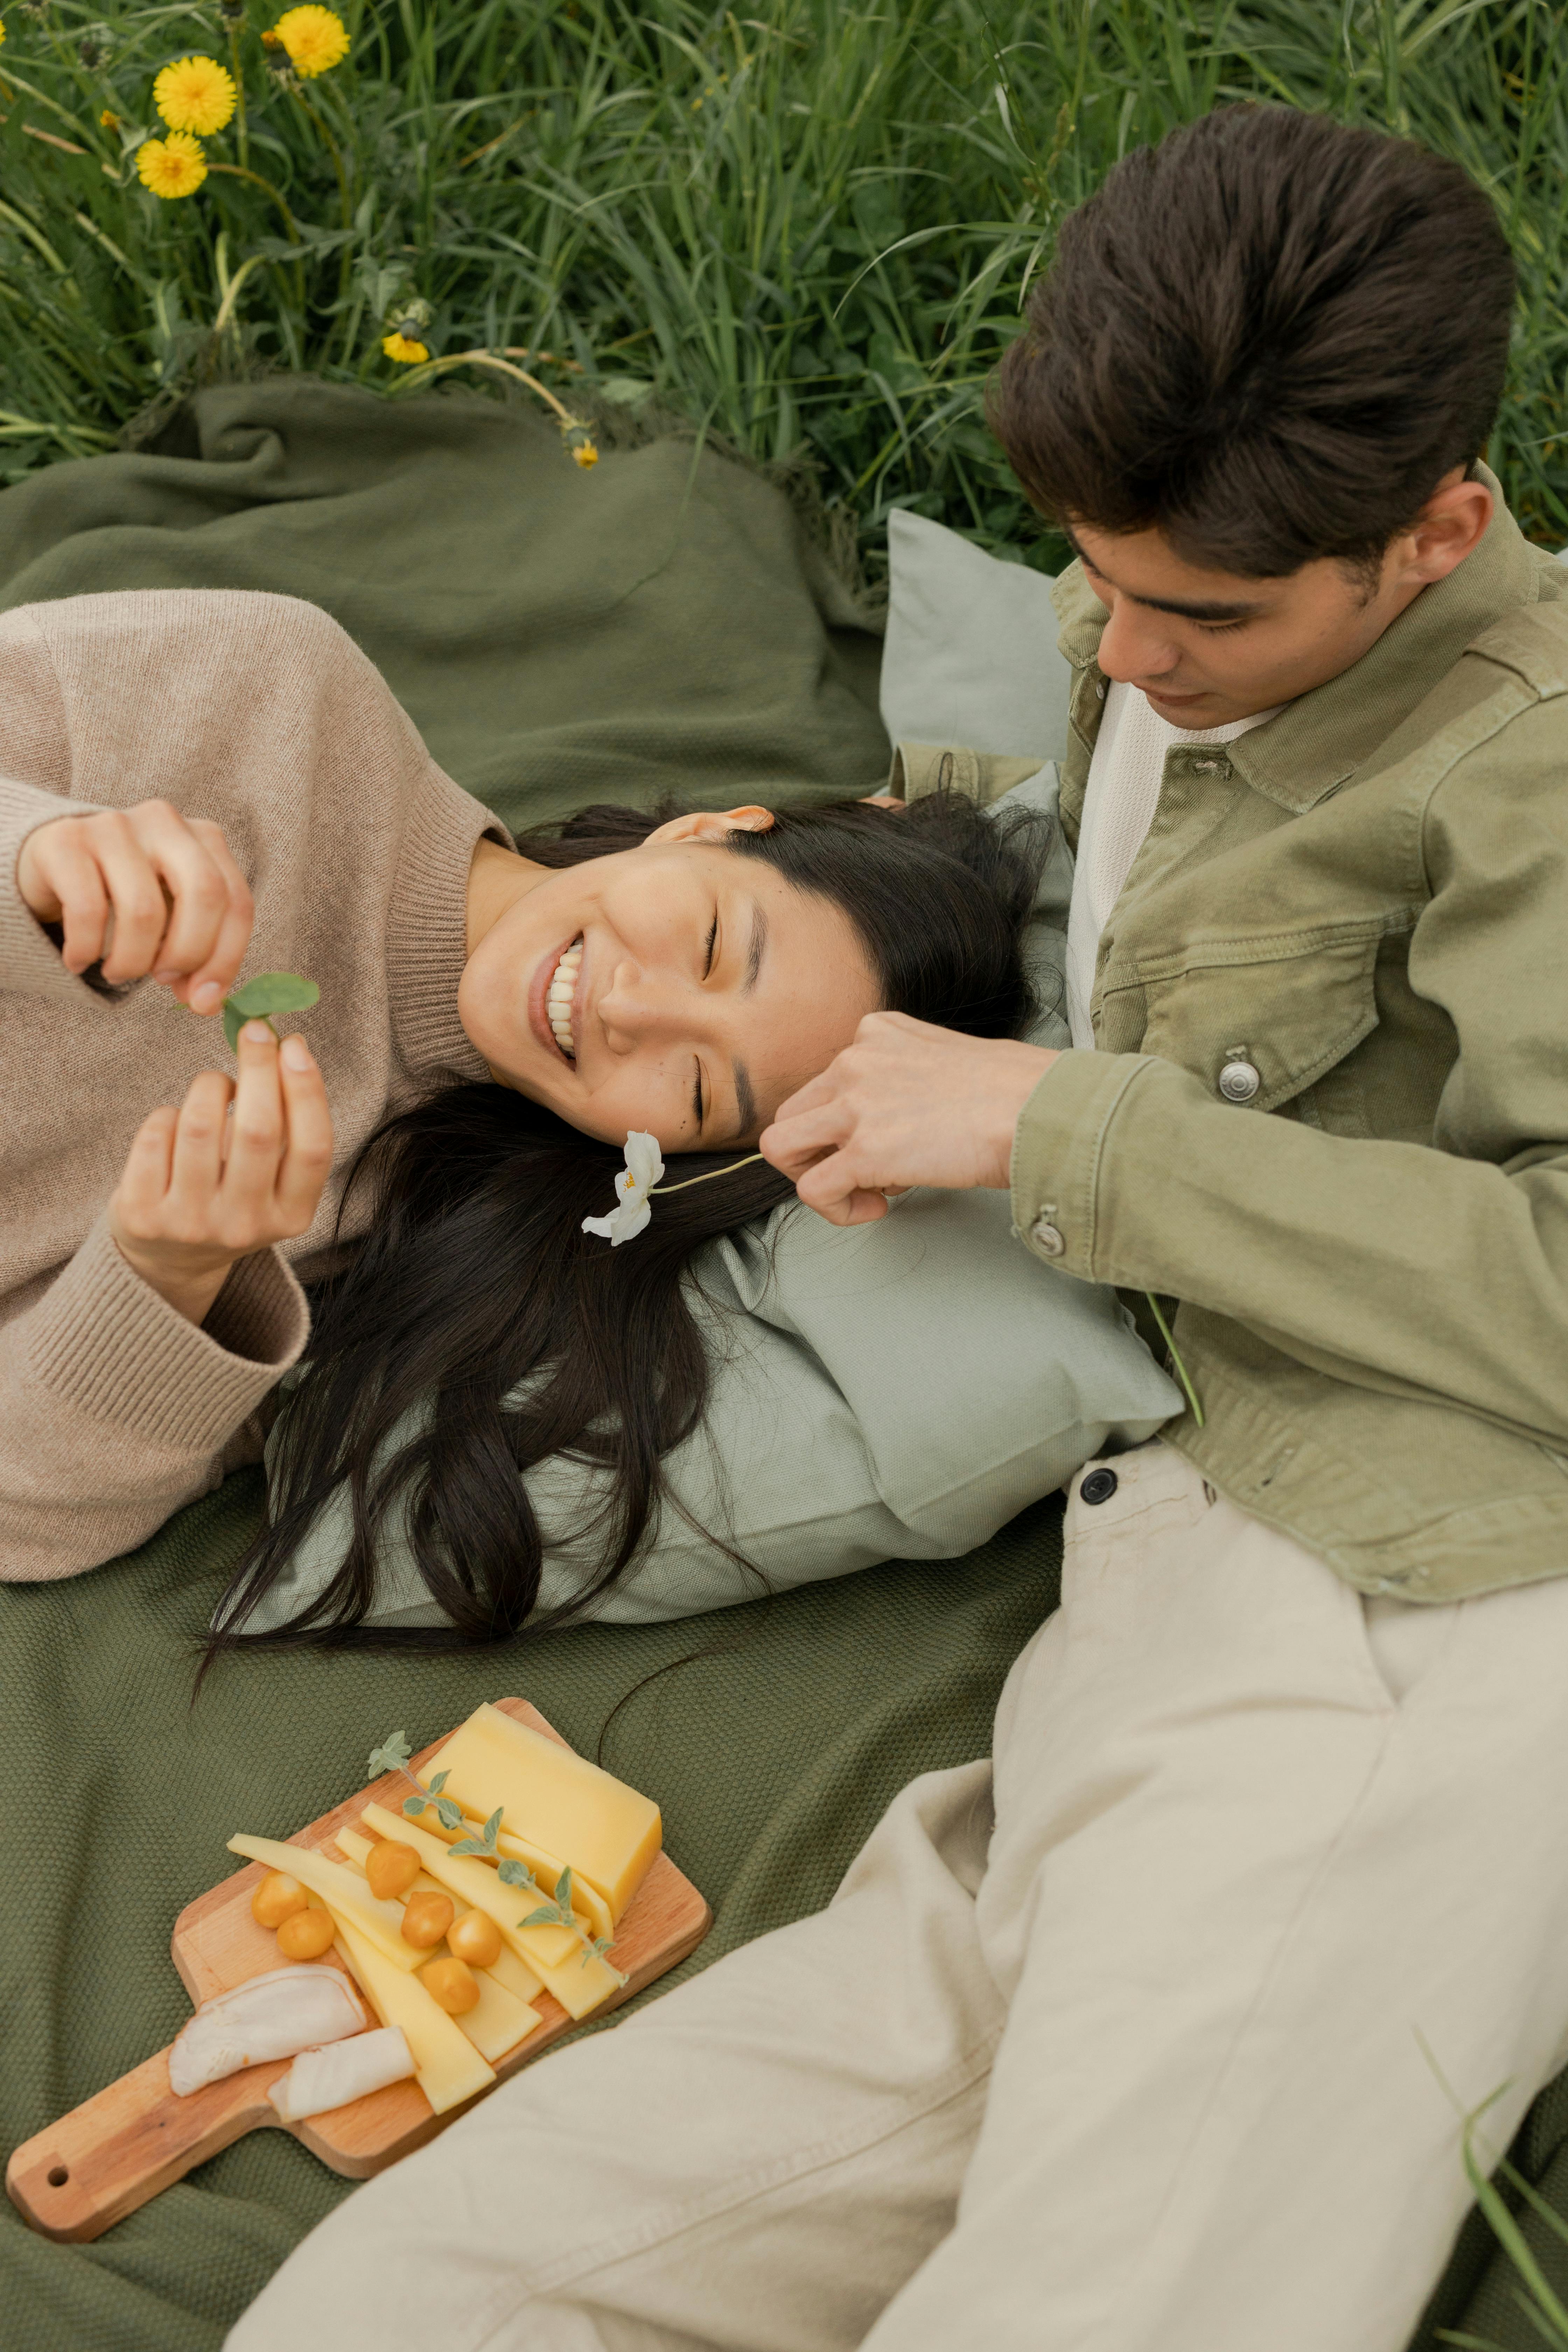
[423,1703,661,1924]
[458,1967,542,2063]
[399,1801,614,1942]
[484,1943,545,2008]
[326,1889,538,2064]
[358,1808,624,2015]
[361,1803,582,1971]
[332,1826,544,2007]
[228,1835,421,1972]
[330,1918,494,2115]
[523,1936,626,2025]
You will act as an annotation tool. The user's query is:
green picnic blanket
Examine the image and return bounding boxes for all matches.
[0,381,1562,2350]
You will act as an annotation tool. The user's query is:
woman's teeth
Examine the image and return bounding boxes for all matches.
[547,939,581,1060]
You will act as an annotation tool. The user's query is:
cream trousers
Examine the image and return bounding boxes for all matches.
[228,1442,1568,2352]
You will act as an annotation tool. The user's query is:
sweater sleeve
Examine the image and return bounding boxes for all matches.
[0,1216,309,1582]
[0,604,114,998]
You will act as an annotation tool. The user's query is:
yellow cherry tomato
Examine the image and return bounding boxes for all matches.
[276,1905,337,1960]
[419,1956,480,2015]
[251,1870,308,1929]
[400,1889,455,1951]
[364,1840,421,1902]
[446,1908,503,1970]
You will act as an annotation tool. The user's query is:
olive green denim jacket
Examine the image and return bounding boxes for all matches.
[1007,485,1568,1601]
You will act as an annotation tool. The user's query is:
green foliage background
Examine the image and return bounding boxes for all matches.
[1,0,1564,577]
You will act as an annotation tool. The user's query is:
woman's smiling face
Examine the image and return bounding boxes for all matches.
[458,808,883,1152]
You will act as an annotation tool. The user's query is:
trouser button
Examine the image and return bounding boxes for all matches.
[1080,1467,1119,1505]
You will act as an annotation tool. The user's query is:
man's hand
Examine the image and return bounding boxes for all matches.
[761,1012,1059,1226]
[109,1024,333,1325]
[16,798,254,1013]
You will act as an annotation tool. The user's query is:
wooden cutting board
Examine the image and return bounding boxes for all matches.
[6,1697,710,2242]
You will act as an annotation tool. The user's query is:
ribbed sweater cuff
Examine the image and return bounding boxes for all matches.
[0,774,110,1000]
[28,1216,309,1450]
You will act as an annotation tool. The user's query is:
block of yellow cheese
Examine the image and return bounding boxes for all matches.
[360,1804,624,2023]
[228,1835,421,1973]
[424,1703,661,1924]
[399,1801,614,1942]
[330,1918,495,2114]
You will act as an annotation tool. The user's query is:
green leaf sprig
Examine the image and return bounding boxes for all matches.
[366,1729,625,1981]
[222,969,320,1055]
[366,1730,464,1829]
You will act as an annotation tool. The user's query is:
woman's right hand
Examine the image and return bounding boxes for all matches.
[109,1024,334,1326]
[16,798,254,1013]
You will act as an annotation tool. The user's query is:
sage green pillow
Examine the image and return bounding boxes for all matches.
[880,508,1073,763]
[246,769,1176,1631]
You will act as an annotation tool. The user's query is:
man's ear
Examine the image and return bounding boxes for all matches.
[643,805,776,847]
[1396,474,1494,589]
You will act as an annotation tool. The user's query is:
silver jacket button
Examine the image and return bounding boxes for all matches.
[1218,1059,1261,1104]
[1031,1217,1066,1256]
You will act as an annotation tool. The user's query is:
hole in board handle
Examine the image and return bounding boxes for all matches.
[46,2165,69,2188]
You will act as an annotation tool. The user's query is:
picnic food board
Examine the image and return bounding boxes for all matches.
[6,1698,710,2242]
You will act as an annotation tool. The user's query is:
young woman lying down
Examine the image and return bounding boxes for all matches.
[0,588,1045,1644]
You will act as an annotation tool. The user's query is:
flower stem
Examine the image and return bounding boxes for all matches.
[651,1152,766,1196]
[227,23,249,169]
[206,161,304,303]
[1145,1293,1205,1428]
[390,347,584,426]
[212,251,268,338]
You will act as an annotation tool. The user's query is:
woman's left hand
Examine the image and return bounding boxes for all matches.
[760,1012,1058,1226]
[109,1024,334,1324]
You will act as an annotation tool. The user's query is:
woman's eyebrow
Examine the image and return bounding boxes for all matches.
[730,1061,757,1140]
[742,903,768,995]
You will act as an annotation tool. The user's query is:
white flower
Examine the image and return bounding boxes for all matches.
[582,1130,666,1246]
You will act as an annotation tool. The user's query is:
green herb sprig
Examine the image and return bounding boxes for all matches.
[365,1729,464,1829]
[222,970,320,1055]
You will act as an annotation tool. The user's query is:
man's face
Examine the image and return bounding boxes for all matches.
[1066,470,1491,729]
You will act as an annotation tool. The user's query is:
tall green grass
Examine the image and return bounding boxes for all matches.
[1,0,1565,573]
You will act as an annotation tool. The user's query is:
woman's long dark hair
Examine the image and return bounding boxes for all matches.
[209,791,1047,1654]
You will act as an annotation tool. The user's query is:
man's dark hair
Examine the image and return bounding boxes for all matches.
[988,105,1516,579]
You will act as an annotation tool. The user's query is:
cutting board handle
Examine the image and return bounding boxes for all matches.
[6,2046,282,2242]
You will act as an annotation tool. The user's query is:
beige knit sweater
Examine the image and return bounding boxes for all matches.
[0,588,506,1581]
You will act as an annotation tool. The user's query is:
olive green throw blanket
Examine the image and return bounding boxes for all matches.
[0,378,889,831]
[0,383,1562,2348]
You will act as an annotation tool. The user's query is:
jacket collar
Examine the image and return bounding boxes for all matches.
[1049,470,1544,816]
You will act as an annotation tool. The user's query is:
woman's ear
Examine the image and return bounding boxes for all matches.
[643,805,777,847]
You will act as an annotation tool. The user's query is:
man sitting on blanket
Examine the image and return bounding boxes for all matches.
[230,103,1568,2352]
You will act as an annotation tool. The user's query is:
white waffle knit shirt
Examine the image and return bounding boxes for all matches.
[1065,682,1278,1051]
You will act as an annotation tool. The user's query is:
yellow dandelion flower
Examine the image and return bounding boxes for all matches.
[270,5,349,77]
[100,108,120,129]
[382,332,429,365]
[153,55,237,136]
[136,131,208,199]
[0,19,7,46]
[572,439,600,469]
